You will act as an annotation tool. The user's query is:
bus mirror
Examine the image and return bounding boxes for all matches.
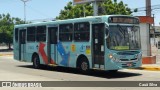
[105,28,109,39]
[105,22,109,28]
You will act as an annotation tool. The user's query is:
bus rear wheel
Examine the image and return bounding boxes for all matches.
[33,55,40,69]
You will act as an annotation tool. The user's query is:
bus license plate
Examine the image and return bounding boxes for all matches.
[127,63,132,67]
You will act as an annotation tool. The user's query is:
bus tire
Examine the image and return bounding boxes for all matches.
[33,54,40,69]
[78,57,90,74]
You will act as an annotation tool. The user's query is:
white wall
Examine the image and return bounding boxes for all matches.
[140,23,151,56]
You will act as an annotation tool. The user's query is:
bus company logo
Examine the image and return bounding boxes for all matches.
[80,45,85,52]
[2,82,12,87]
[1,82,42,87]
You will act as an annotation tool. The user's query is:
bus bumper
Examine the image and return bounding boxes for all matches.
[105,60,142,70]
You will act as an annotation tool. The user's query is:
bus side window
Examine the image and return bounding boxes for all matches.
[36,26,46,42]
[59,24,73,42]
[27,27,36,42]
[74,22,90,42]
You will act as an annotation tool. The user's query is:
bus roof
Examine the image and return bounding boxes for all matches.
[14,15,137,28]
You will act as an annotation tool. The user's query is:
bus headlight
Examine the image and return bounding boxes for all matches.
[109,54,119,62]
[138,53,142,60]
[135,54,138,59]
[109,54,113,59]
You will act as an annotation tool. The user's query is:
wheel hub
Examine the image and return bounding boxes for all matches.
[81,62,88,71]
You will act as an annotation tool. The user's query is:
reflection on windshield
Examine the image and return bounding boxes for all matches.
[107,25,141,50]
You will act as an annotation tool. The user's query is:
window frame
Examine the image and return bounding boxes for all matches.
[27,26,36,42]
[59,23,73,42]
[36,25,47,42]
[74,22,90,42]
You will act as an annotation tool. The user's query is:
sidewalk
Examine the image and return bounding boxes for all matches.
[0,46,13,56]
[136,44,160,71]
[137,64,160,71]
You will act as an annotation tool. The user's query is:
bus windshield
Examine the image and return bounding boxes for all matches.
[107,25,141,50]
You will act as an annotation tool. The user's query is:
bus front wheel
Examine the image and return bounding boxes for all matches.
[33,55,40,69]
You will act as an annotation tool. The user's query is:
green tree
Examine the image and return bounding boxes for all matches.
[56,0,132,20]
[0,13,23,49]
[99,0,132,15]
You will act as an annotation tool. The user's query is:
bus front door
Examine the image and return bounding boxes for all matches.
[19,29,26,61]
[47,27,58,64]
[92,23,105,69]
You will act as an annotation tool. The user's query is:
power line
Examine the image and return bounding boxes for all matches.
[132,4,160,13]
[26,5,53,19]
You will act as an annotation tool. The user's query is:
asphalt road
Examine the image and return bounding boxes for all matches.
[0,56,160,90]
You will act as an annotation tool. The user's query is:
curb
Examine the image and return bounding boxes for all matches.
[0,54,13,56]
[134,65,160,71]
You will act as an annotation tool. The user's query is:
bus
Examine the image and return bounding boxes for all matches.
[13,15,142,73]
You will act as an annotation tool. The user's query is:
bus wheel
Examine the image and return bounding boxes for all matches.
[33,55,40,69]
[79,58,90,74]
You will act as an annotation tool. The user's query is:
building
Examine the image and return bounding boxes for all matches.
[138,16,156,64]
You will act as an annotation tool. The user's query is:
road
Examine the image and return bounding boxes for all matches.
[0,56,160,90]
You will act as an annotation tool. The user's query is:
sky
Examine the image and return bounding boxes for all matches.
[0,0,160,25]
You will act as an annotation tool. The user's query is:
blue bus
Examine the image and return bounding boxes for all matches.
[13,15,142,73]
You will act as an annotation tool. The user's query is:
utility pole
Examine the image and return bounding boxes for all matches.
[73,0,103,16]
[83,5,86,17]
[21,0,30,23]
[153,14,156,45]
[146,0,151,16]
[93,1,98,16]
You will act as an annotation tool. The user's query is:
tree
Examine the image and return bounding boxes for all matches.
[0,13,24,49]
[56,0,132,20]
[99,0,132,15]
